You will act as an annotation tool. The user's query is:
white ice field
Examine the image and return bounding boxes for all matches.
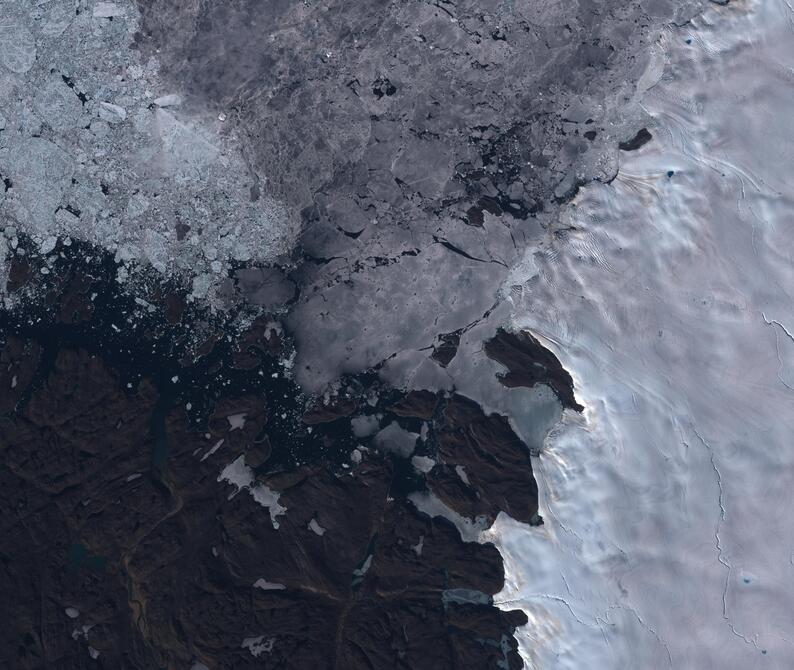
[487,2,794,668]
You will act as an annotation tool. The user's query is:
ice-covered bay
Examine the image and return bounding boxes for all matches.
[486,1,794,667]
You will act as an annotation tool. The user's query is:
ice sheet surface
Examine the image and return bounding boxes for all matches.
[486,2,794,667]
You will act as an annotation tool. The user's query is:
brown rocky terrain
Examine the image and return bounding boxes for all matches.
[0,239,581,669]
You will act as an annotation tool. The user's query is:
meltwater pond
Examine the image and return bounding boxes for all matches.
[486,2,794,668]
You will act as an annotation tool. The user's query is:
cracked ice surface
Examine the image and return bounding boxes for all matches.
[485,1,794,667]
[0,0,295,302]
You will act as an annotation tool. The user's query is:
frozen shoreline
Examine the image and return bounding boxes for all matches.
[489,1,794,667]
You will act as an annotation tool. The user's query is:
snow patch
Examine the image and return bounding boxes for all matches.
[253,578,286,591]
[308,518,326,536]
[408,491,489,543]
[241,635,275,657]
[217,456,287,529]
[226,413,247,431]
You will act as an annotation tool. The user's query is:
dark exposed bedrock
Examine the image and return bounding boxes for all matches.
[0,240,551,669]
[485,327,584,412]
[0,0,618,663]
[432,395,540,524]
